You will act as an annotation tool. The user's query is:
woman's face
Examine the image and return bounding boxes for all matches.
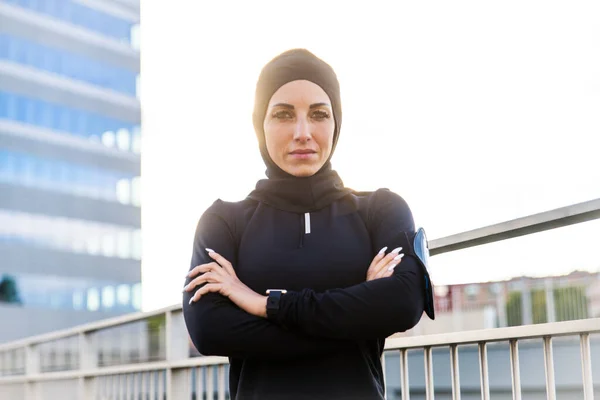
[263,80,335,177]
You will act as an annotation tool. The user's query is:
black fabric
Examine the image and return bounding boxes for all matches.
[248,167,350,213]
[183,189,428,400]
[248,48,351,213]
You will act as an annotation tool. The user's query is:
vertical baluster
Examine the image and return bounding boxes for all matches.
[580,333,594,400]
[449,345,461,400]
[217,365,226,400]
[206,366,214,400]
[478,342,490,400]
[381,352,387,399]
[509,340,521,400]
[400,349,410,400]
[149,371,156,400]
[543,337,556,400]
[114,375,120,400]
[424,347,434,400]
[140,372,146,400]
[157,371,164,400]
[196,367,204,400]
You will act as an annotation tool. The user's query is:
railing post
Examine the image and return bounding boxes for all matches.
[545,279,556,323]
[25,344,40,400]
[580,333,594,400]
[79,332,98,399]
[166,309,191,400]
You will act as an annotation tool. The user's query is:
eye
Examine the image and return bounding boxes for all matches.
[272,110,294,120]
[311,110,331,121]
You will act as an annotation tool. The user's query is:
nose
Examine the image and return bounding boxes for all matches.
[292,117,311,142]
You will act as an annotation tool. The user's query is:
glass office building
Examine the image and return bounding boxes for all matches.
[0,0,141,342]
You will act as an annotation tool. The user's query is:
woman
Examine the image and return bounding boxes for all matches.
[183,48,434,400]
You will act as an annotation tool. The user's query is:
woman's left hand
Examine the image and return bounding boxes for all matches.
[184,249,268,318]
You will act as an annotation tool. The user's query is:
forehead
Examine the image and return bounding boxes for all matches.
[268,80,331,106]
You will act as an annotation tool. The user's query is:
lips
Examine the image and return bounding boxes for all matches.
[290,150,316,155]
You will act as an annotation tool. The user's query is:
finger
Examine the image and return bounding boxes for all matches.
[189,283,222,304]
[366,247,388,279]
[368,246,402,279]
[183,271,220,292]
[206,249,237,277]
[374,253,404,279]
[373,246,403,271]
[187,262,220,279]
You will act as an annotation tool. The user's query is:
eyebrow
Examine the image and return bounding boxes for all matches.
[270,102,331,109]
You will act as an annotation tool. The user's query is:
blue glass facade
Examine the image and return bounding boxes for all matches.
[0,33,138,95]
[0,273,142,312]
[0,0,141,321]
[0,209,142,259]
[0,149,138,202]
[0,91,139,150]
[1,0,135,43]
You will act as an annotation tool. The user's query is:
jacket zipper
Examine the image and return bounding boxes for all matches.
[299,212,311,248]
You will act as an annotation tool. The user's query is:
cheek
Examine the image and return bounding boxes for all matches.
[264,125,286,158]
[317,122,335,153]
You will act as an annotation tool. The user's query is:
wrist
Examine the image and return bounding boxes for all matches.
[255,295,268,318]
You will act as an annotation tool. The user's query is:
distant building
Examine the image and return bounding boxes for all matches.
[405,270,600,336]
[0,0,141,342]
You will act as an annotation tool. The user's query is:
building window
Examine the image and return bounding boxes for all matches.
[87,288,100,311]
[116,128,130,151]
[102,131,116,148]
[116,179,131,204]
[132,125,142,154]
[131,176,141,207]
[102,286,116,310]
[132,283,142,311]
[73,291,84,310]
[130,24,140,51]
[117,284,130,307]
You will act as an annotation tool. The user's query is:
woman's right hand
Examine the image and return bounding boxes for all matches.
[365,247,404,281]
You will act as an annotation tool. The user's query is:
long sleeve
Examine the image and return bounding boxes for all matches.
[270,190,429,340]
[182,200,356,359]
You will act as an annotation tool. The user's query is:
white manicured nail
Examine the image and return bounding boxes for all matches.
[391,247,402,254]
[188,298,194,305]
[393,253,404,261]
[387,263,397,272]
[206,248,215,253]
[378,246,388,255]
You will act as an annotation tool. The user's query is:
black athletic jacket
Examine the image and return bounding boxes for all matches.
[183,188,434,400]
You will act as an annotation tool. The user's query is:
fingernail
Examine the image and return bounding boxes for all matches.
[391,247,402,254]
[393,253,404,261]
[188,298,194,305]
[183,284,189,291]
[378,246,388,255]
[206,248,215,253]
[387,263,397,272]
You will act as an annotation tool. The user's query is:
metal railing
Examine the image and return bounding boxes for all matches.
[383,318,599,400]
[0,198,599,399]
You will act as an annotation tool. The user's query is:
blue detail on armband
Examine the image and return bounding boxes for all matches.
[414,227,435,320]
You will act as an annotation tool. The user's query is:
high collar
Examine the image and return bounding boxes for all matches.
[247,162,352,213]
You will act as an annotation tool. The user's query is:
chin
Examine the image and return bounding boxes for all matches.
[286,165,319,177]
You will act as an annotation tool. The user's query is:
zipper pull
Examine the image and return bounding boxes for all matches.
[304,213,311,234]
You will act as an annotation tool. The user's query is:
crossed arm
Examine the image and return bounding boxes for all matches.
[182,191,427,358]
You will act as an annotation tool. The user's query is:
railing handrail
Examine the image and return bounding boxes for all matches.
[1,197,599,352]
[0,318,598,385]
[429,197,600,255]
[384,317,600,350]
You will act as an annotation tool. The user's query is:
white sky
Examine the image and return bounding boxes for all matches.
[140,0,600,311]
